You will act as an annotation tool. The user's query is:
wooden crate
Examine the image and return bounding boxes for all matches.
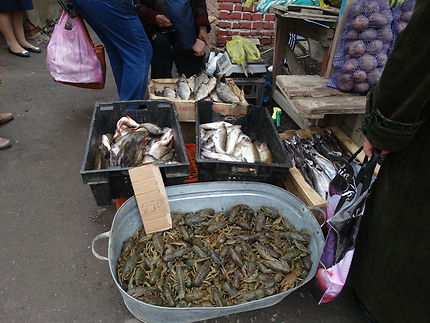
[148,78,247,122]
[279,126,378,212]
[276,75,366,119]
[270,4,339,23]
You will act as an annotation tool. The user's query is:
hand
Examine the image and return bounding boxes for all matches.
[363,138,389,158]
[155,15,172,28]
[192,38,206,57]
[198,26,210,46]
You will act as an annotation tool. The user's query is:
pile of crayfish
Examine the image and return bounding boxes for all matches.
[117,204,313,307]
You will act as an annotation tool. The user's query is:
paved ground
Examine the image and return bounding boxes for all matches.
[0,37,366,323]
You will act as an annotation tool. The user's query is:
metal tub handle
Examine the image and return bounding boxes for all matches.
[92,231,110,261]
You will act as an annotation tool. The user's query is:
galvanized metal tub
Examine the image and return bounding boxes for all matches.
[92,182,324,323]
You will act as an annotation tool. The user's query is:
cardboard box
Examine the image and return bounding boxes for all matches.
[148,78,248,122]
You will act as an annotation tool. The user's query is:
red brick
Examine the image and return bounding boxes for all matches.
[260,38,274,44]
[264,13,276,21]
[218,11,230,19]
[219,3,234,11]
[243,5,256,12]
[231,21,240,28]
[263,22,275,29]
[239,30,252,37]
[218,21,232,28]
[260,30,274,36]
[217,28,229,36]
[240,22,252,29]
[251,22,263,29]
[251,13,263,21]
[242,12,253,20]
[249,30,259,36]
[229,12,241,19]
[216,36,232,45]
[233,4,242,11]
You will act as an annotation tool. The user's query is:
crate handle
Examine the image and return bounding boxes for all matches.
[91,231,110,261]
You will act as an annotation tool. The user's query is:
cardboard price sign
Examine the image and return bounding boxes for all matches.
[129,164,172,234]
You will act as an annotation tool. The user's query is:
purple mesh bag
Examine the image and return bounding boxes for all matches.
[328,0,394,94]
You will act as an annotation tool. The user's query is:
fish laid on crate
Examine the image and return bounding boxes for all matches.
[157,71,240,103]
[94,116,178,169]
[284,130,356,199]
[200,121,272,164]
[117,205,313,307]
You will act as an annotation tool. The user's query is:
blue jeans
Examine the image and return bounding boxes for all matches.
[71,0,152,106]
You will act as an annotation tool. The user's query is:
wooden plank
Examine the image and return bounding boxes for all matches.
[271,9,339,23]
[271,17,335,47]
[292,95,366,118]
[284,4,340,15]
[276,75,353,98]
[282,169,327,209]
[272,16,291,82]
[271,87,317,128]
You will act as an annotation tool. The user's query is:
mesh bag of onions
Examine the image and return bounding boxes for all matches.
[328,0,394,94]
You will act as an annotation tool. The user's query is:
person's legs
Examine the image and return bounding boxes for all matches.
[71,0,152,102]
[0,112,13,150]
[174,48,204,77]
[0,12,24,53]
[10,10,38,50]
[150,32,174,79]
[71,0,124,91]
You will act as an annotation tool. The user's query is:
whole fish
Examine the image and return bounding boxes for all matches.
[201,129,215,143]
[212,124,227,154]
[207,77,217,94]
[226,127,241,155]
[194,72,209,92]
[257,142,273,164]
[195,82,210,101]
[149,140,173,160]
[240,138,260,163]
[139,123,164,136]
[162,87,176,99]
[203,139,215,151]
[200,121,233,130]
[202,149,241,162]
[210,91,221,102]
[187,76,196,93]
[143,154,157,164]
[310,150,337,180]
[176,74,191,100]
[216,82,240,104]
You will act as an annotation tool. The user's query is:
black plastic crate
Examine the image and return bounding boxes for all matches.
[81,100,189,206]
[195,101,292,183]
[232,77,265,107]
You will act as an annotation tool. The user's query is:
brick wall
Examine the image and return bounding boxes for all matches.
[216,0,276,45]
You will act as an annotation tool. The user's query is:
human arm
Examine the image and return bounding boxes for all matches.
[135,0,161,36]
[363,0,430,153]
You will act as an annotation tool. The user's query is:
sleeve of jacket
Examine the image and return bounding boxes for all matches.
[363,0,430,152]
[193,0,211,33]
[135,0,159,36]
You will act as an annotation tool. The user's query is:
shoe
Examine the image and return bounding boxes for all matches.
[8,48,30,57]
[0,137,12,150]
[22,46,41,53]
[0,113,13,124]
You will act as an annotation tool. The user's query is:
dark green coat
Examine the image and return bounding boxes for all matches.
[351,1,430,322]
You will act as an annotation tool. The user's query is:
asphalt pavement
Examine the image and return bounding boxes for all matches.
[0,37,366,323]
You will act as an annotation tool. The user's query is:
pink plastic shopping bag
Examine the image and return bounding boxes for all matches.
[46,11,105,89]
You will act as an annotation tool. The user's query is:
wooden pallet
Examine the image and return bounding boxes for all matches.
[270,4,339,23]
[275,75,366,119]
